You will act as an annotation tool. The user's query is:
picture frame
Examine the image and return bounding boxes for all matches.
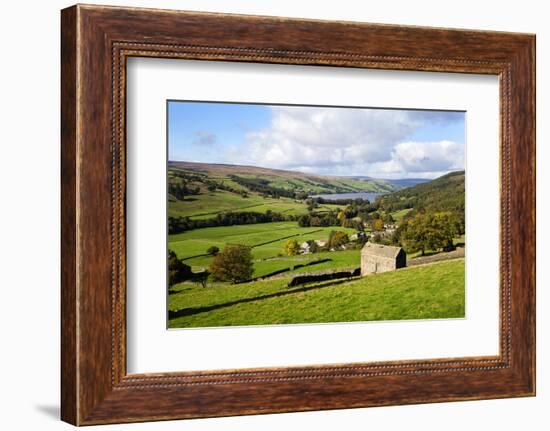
[61,4,535,425]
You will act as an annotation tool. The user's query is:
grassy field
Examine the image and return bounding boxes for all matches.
[166,162,466,329]
[390,208,413,223]
[168,189,342,219]
[168,258,465,328]
[169,221,358,277]
[169,161,396,195]
[167,162,393,219]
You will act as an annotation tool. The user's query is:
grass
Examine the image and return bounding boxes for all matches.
[168,221,358,276]
[390,208,413,223]
[168,189,344,220]
[230,172,393,194]
[168,258,465,328]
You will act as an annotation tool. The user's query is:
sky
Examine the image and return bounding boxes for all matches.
[168,101,465,179]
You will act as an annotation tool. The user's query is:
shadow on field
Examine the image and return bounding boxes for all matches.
[168,278,355,320]
[168,286,194,295]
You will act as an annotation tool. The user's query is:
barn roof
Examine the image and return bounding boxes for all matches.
[361,242,404,259]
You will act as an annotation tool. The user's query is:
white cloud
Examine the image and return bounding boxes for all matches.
[228,106,463,178]
[369,140,465,178]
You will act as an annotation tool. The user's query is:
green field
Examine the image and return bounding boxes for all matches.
[169,221,358,277]
[166,161,466,329]
[166,161,396,219]
[168,258,465,328]
[390,208,413,223]
[168,189,341,219]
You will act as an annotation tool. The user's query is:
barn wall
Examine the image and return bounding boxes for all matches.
[360,255,396,276]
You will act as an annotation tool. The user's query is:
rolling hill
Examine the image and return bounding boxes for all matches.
[169,161,398,195]
[351,176,430,189]
[376,170,465,214]
[168,258,465,328]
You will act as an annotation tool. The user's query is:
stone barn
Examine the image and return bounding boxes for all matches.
[360,243,406,276]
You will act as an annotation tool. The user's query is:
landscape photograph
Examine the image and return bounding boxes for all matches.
[167,101,466,329]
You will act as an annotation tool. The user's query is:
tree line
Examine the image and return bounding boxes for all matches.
[169,210,289,234]
[371,210,464,255]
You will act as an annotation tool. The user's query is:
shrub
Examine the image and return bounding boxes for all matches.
[207,246,220,256]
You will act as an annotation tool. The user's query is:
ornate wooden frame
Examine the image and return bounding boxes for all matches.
[61,4,535,425]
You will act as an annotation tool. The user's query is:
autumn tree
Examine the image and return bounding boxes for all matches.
[284,239,300,256]
[372,218,385,231]
[328,231,349,249]
[209,244,254,283]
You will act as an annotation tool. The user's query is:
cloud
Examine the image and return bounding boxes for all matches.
[393,140,464,172]
[368,140,464,179]
[228,106,463,178]
[192,131,217,146]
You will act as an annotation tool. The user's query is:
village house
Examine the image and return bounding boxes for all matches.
[300,239,327,254]
[360,242,406,276]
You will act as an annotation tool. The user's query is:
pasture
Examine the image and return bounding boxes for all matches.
[168,221,358,278]
[168,189,342,219]
[168,258,465,328]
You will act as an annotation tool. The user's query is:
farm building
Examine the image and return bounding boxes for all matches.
[300,239,327,253]
[360,243,406,276]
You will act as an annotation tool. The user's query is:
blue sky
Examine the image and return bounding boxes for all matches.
[168,101,465,179]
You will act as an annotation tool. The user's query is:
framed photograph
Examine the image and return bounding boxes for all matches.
[61,4,535,425]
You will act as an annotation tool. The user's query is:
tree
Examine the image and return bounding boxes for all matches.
[371,233,383,244]
[372,218,385,231]
[209,244,254,283]
[401,212,457,255]
[207,245,220,256]
[308,240,320,253]
[168,250,192,287]
[284,239,300,256]
[297,214,311,227]
[295,191,308,201]
[190,271,210,289]
[306,198,318,211]
[309,216,322,227]
[342,218,358,229]
[328,231,349,249]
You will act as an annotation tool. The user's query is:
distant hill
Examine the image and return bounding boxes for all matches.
[383,178,431,189]
[376,171,465,214]
[169,161,398,195]
[351,176,429,189]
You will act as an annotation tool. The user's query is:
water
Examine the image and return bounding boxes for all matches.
[310,192,386,202]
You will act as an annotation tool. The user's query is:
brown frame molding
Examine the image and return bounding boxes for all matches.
[61,4,535,425]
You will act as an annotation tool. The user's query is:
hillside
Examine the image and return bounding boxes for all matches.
[352,176,430,189]
[383,178,431,188]
[376,170,465,214]
[169,161,397,195]
[168,258,465,328]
